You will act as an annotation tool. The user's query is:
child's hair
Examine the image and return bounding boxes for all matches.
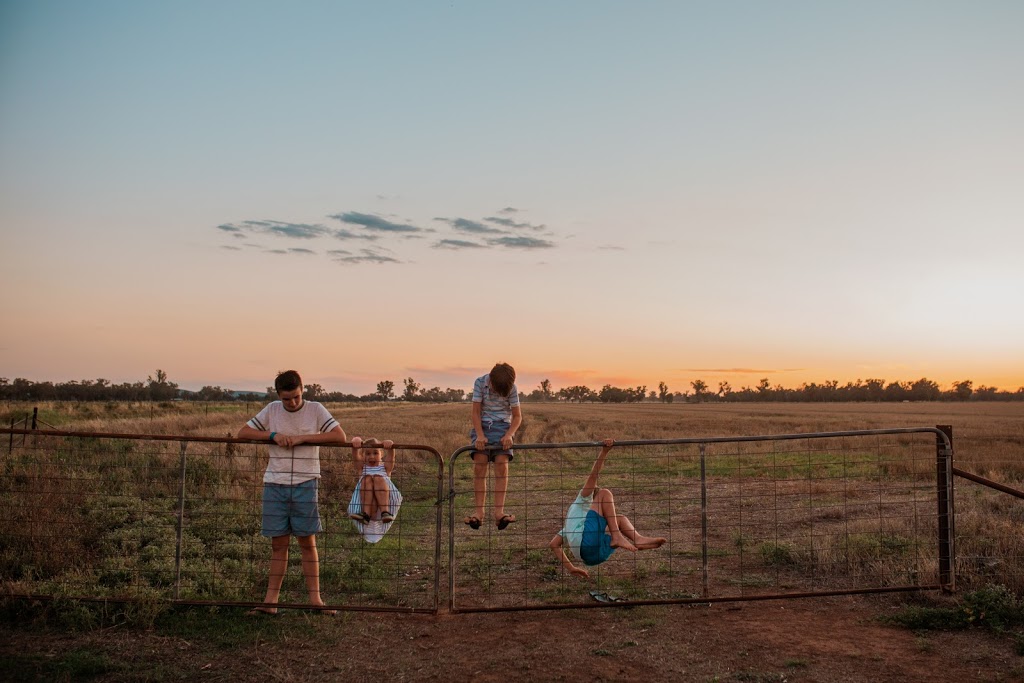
[489,362,516,397]
[360,438,383,448]
[275,370,302,393]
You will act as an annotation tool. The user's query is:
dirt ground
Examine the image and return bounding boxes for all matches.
[4,595,1022,682]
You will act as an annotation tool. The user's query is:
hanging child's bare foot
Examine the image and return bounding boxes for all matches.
[633,535,668,550]
[609,532,637,552]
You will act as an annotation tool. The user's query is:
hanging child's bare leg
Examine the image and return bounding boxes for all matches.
[615,510,668,550]
[592,488,636,552]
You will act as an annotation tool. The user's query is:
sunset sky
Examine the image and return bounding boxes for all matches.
[2,1,1022,395]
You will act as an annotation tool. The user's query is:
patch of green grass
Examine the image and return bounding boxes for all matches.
[760,542,797,567]
[156,606,314,648]
[884,585,1024,635]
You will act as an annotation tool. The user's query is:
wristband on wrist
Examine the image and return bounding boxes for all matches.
[268,432,277,442]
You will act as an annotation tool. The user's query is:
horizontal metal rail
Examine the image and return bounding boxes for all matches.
[953,467,1024,500]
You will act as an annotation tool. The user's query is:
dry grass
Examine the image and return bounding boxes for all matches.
[2,400,1022,608]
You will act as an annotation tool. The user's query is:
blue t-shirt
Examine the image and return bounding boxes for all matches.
[472,374,520,423]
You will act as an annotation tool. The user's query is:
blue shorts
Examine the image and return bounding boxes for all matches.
[261,479,322,538]
[469,420,514,460]
[579,510,615,566]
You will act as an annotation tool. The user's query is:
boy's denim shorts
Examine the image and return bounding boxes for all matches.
[261,478,323,538]
[469,420,514,461]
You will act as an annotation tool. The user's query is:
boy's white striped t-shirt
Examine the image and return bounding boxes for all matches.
[246,400,339,485]
[472,374,520,423]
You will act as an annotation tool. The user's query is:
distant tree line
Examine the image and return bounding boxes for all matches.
[0,372,468,404]
[520,377,1024,403]
[2,372,1021,404]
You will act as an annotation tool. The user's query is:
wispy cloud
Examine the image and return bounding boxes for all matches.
[433,239,486,250]
[220,245,242,251]
[217,220,331,239]
[436,217,506,235]
[259,247,318,256]
[329,248,401,265]
[596,244,626,251]
[484,216,546,231]
[498,207,518,214]
[331,211,425,234]
[487,236,555,250]
[333,228,380,242]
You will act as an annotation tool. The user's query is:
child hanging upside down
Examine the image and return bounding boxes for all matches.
[549,439,667,578]
[347,437,402,543]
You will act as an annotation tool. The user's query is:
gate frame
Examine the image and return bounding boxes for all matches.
[447,426,954,613]
[1,428,445,615]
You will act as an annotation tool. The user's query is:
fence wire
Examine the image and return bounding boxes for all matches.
[448,430,947,612]
[951,429,1024,596]
[0,431,443,613]
[8,425,1019,614]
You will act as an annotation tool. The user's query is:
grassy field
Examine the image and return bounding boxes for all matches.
[1,400,1022,614]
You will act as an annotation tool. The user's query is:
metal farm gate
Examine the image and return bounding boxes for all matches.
[0,425,985,614]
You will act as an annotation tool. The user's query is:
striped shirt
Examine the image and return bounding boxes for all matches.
[247,400,340,485]
[472,374,520,423]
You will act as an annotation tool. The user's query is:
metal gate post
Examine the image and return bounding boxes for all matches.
[700,442,709,598]
[173,440,188,600]
[936,425,954,592]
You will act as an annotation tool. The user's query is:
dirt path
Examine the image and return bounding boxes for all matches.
[5,596,1020,682]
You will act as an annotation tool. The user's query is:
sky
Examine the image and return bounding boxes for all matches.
[1,1,1022,395]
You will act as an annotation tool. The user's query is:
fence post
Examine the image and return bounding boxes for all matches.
[8,417,13,453]
[31,407,38,430]
[173,441,188,600]
[936,425,954,592]
[699,442,709,598]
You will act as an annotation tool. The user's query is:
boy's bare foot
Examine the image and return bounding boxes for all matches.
[609,533,637,552]
[634,535,668,550]
[310,601,337,616]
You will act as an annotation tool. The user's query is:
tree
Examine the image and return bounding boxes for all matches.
[376,380,395,400]
[402,377,420,401]
[658,381,670,402]
[690,379,708,402]
[559,385,594,402]
[599,384,631,403]
[909,378,941,402]
[303,383,324,400]
[952,380,973,401]
[717,381,732,398]
[147,369,178,401]
[539,379,553,401]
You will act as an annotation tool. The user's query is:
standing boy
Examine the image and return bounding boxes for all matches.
[238,370,346,614]
[465,362,522,530]
[550,439,667,578]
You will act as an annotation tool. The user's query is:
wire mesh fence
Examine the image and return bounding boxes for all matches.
[951,428,1024,596]
[8,424,1023,614]
[0,431,443,613]
[448,429,949,612]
